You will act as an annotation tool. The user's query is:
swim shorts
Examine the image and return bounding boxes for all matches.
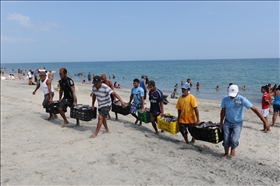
[98,106,111,117]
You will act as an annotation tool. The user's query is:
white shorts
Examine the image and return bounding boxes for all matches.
[261,108,270,117]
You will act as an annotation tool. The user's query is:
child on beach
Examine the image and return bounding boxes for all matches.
[270,85,280,127]
[176,84,200,144]
[261,85,271,129]
[219,84,270,159]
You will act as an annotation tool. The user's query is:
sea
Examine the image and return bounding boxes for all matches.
[1,58,279,105]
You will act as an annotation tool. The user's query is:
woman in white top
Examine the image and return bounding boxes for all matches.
[32,71,56,120]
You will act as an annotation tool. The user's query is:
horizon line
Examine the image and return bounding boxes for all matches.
[1,57,279,64]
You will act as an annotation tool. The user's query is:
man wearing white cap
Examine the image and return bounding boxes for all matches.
[219,84,270,159]
[32,71,57,120]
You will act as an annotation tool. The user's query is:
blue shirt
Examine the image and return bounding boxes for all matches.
[131,86,144,105]
[221,94,253,123]
[274,93,280,105]
[149,88,163,115]
[139,79,146,91]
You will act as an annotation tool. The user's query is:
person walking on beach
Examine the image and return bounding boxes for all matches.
[261,85,271,128]
[148,80,164,134]
[88,72,92,84]
[32,71,57,120]
[48,70,54,82]
[28,70,35,85]
[100,74,117,120]
[90,76,126,138]
[270,85,280,127]
[140,75,147,100]
[219,84,270,159]
[176,84,200,144]
[128,78,145,125]
[58,68,77,127]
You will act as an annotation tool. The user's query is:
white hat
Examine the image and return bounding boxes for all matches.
[228,85,239,97]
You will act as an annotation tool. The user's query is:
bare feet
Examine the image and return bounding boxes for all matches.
[261,128,271,133]
[190,138,195,144]
[90,134,98,138]
[48,115,53,120]
[222,154,229,159]
[102,130,109,134]
[61,120,69,128]
[230,149,236,156]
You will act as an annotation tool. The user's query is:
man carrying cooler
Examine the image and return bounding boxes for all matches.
[148,80,164,134]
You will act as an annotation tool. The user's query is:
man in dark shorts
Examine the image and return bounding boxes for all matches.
[90,76,126,138]
[32,71,57,120]
[148,80,164,134]
[58,68,77,127]
[176,84,200,144]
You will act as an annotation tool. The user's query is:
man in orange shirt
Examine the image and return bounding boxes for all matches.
[176,84,200,144]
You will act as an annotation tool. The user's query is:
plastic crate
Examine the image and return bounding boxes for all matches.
[157,114,179,134]
[70,104,96,121]
[137,110,150,123]
[45,100,62,114]
[191,127,223,144]
[111,101,131,115]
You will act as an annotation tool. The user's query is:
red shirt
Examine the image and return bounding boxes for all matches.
[262,92,270,109]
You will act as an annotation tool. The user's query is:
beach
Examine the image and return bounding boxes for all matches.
[1,78,279,185]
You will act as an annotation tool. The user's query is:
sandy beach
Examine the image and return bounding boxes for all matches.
[1,78,279,185]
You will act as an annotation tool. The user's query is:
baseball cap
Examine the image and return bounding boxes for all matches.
[228,85,239,97]
[181,84,190,90]
[148,80,155,88]
[92,76,102,84]
[39,71,46,76]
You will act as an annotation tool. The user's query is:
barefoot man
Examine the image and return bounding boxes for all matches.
[148,80,164,134]
[90,76,126,138]
[58,68,77,127]
[219,84,269,159]
[32,71,57,120]
[176,83,200,144]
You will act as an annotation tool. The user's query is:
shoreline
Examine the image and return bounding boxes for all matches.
[1,77,279,185]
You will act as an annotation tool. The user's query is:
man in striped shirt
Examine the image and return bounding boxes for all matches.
[90,76,126,138]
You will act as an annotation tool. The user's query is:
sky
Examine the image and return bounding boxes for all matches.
[1,1,279,63]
